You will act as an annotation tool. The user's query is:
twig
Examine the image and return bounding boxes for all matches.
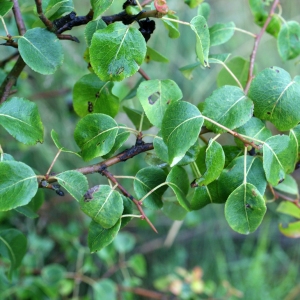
[138,68,150,80]
[244,0,280,94]
[101,169,158,233]
[56,34,80,43]
[12,0,26,35]
[34,0,53,31]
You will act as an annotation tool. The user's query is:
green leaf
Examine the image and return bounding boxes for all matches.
[222,145,242,167]
[277,201,300,219]
[88,219,121,253]
[102,124,130,159]
[197,2,210,21]
[217,57,253,88]
[179,62,200,80]
[277,21,300,61]
[190,15,210,67]
[50,0,73,20]
[18,28,63,75]
[161,101,203,166]
[73,73,119,118]
[55,171,89,202]
[184,0,203,9]
[234,117,272,148]
[291,124,300,154]
[248,66,300,131]
[274,174,299,197]
[120,195,132,228]
[279,221,300,238]
[137,79,183,128]
[51,130,81,157]
[225,183,266,234]
[162,200,188,220]
[0,0,13,16]
[263,135,296,185]
[208,53,231,64]
[113,232,135,254]
[80,185,123,228]
[0,161,38,211]
[209,22,235,47]
[15,206,39,219]
[85,19,107,47]
[145,46,169,63]
[0,229,27,277]
[90,23,146,81]
[197,140,225,186]
[134,167,167,210]
[74,113,118,161]
[0,97,44,145]
[163,14,180,39]
[44,0,67,19]
[91,0,113,19]
[203,86,253,133]
[127,254,146,277]
[249,0,281,37]
[123,106,152,131]
[41,264,66,285]
[93,279,117,299]
[166,166,190,211]
[218,156,267,200]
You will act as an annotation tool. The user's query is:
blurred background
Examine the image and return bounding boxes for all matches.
[0,0,300,299]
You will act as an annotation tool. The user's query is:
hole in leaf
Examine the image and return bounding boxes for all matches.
[148,91,160,105]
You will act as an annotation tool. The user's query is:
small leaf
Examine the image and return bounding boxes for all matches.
[0,161,38,211]
[277,201,300,219]
[134,167,167,210]
[88,219,121,253]
[225,183,266,234]
[184,0,203,9]
[74,113,118,161]
[0,97,44,145]
[85,19,107,47]
[279,221,300,238]
[263,135,296,185]
[44,0,67,19]
[291,124,300,153]
[190,15,210,67]
[0,0,13,16]
[163,14,180,38]
[90,23,146,81]
[208,53,231,64]
[161,101,203,166]
[80,185,123,228]
[209,22,235,47]
[197,2,210,20]
[179,62,200,80]
[15,206,39,219]
[248,66,300,131]
[145,46,169,63]
[166,166,190,211]
[113,232,135,253]
[55,171,89,202]
[274,174,299,197]
[137,79,182,128]
[123,106,152,130]
[217,57,253,88]
[51,130,81,156]
[50,0,74,20]
[197,140,225,186]
[18,28,63,75]
[73,73,119,118]
[0,229,27,278]
[235,117,272,148]
[91,0,113,19]
[93,279,117,298]
[277,21,300,61]
[127,254,146,277]
[120,195,133,228]
[203,85,253,133]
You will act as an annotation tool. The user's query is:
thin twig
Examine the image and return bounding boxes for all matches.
[244,0,280,94]
[34,0,53,30]
[138,68,150,80]
[12,0,26,35]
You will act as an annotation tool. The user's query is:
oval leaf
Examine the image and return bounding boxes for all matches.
[18,28,63,75]
[79,185,123,228]
[90,23,146,81]
[225,183,266,234]
[73,73,119,118]
[190,15,210,67]
[209,21,235,47]
[137,79,182,128]
[91,0,113,19]
[196,140,225,186]
[279,221,300,238]
[51,130,81,156]
[55,171,89,202]
[134,167,167,210]
[0,161,38,211]
[0,97,44,145]
[204,85,253,133]
[74,113,118,161]
[88,219,121,253]
[161,101,203,167]
[248,67,300,131]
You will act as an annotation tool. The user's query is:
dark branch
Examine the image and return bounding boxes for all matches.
[12,0,26,35]
[34,0,54,31]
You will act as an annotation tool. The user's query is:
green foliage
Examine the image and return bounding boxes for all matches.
[1,1,300,294]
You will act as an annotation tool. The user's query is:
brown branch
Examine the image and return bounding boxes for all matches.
[138,68,150,80]
[101,169,158,233]
[56,34,80,43]
[244,0,280,94]
[34,0,54,31]
[118,286,166,300]
[12,0,26,35]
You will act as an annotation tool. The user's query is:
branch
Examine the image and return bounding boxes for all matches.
[101,169,158,233]
[34,0,53,31]
[12,0,26,35]
[244,0,280,94]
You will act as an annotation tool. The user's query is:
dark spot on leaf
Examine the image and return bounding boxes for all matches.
[88,101,93,113]
[267,112,271,115]
[148,91,160,105]
[167,100,170,105]
[278,178,284,184]
[204,24,206,27]
[84,185,100,201]
[252,189,257,197]
[95,92,99,98]
[295,162,300,170]
[116,67,124,75]
[56,190,65,196]
[276,69,279,73]
[270,66,273,69]
[245,203,252,209]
